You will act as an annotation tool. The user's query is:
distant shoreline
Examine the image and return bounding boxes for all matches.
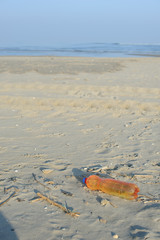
[0,54,160,58]
[1,43,160,57]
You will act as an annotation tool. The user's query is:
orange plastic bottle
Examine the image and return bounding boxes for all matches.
[83,175,139,200]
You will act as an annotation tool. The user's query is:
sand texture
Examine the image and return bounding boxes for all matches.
[0,56,160,240]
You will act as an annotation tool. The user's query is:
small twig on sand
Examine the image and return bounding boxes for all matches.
[138,194,153,199]
[4,186,19,194]
[109,200,118,208]
[36,192,80,217]
[137,194,160,203]
[32,173,51,190]
[101,199,117,208]
[0,187,19,207]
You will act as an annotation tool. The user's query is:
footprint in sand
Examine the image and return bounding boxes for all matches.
[95,142,118,154]
[0,146,7,153]
[81,128,94,134]
[53,132,65,137]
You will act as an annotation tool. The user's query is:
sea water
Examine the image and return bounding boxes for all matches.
[0,43,160,57]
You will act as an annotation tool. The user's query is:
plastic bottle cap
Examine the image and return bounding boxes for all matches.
[83,178,86,184]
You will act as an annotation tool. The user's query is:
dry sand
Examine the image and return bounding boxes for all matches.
[0,56,160,240]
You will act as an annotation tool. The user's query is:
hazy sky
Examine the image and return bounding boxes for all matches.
[0,0,160,47]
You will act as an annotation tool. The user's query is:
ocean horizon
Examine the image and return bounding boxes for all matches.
[0,43,160,57]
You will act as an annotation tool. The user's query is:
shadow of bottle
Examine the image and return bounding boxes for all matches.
[72,167,111,184]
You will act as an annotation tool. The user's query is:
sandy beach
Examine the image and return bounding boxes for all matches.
[0,56,160,240]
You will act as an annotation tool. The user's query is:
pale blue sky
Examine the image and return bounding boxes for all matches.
[0,0,160,47]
